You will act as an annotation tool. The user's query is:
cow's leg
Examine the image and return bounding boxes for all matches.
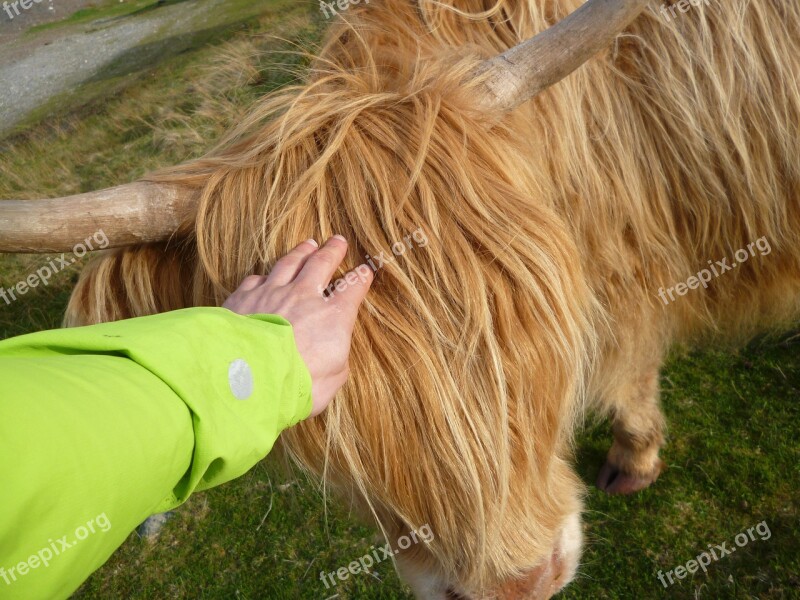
[595,355,666,495]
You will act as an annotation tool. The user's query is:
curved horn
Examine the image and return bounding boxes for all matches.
[1,0,646,253]
[0,182,196,253]
[473,0,649,112]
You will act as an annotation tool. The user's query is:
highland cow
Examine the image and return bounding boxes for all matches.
[1,0,799,597]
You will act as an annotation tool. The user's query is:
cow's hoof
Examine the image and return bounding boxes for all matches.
[595,460,662,495]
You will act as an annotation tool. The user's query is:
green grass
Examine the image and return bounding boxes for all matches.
[26,0,161,34]
[1,2,798,598]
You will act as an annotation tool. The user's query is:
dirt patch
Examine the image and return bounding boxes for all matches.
[0,0,105,44]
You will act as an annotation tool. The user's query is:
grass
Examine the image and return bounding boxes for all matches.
[26,0,159,34]
[1,1,798,598]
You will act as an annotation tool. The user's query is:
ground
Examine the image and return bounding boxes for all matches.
[0,1,798,598]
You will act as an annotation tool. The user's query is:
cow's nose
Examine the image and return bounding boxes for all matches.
[529,549,563,599]
[459,548,562,600]
[505,548,563,599]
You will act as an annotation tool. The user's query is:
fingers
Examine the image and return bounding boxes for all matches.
[333,263,374,319]
[265,239,320,287]
[237,274,267,292]
[296,235,349,289]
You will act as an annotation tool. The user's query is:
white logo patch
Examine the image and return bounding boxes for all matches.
[228,359,254,400]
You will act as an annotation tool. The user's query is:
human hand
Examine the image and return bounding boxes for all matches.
[222,236,373,417]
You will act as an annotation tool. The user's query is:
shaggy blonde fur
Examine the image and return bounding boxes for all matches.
[65,0,800,596]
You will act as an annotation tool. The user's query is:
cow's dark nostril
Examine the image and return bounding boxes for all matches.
[595,461,621,490]
[445,588,470,600]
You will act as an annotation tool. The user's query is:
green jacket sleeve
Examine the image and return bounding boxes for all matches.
[0,307,312,600]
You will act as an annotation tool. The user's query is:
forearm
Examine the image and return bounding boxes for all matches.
[0,308,311,599]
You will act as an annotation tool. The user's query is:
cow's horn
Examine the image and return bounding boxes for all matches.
[473,0,648,112]
[0,0,646,253]
[0,182,196,253]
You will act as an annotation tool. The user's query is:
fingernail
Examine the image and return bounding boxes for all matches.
[306,239,319,247]
[333,234,347,242]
